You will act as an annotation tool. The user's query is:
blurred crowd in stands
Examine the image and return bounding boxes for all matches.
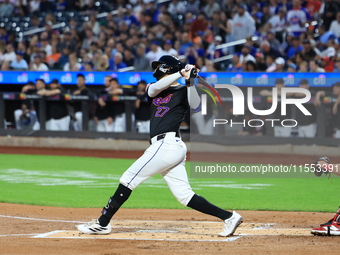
[1,0,340,138]
[0,0,340,73]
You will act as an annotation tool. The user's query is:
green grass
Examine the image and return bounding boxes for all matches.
[0,154,338,212]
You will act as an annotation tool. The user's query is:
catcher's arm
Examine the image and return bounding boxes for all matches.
[312,157,340,177]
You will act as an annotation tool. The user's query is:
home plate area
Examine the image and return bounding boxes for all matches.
[33,220,312,241]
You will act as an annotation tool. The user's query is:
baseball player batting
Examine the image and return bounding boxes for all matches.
[310,156,340,236]
[77,55,243,237]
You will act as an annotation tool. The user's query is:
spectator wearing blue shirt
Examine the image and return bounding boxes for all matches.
[57,47,70,68]
[274,1,292,14]
[146,1,159,24]
[317,24,337,50]
[287,37,303,58]
[0,27,9,44]
[123,5,140,27]
[179,32,193,55]
[0,0,14,18]
[109,52,127,71]
[207,35,227,60]
[227,53,243,72]
[10,51,28,70]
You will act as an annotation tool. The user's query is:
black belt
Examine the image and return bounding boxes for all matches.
[149,131,180,144]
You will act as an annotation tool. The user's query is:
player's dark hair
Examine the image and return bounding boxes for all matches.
[300,79,309,85]
[138,80,147,85]
[50,78,59,84]
[35,79,45,84]
[275,78,284,85]
[110,77,118,83]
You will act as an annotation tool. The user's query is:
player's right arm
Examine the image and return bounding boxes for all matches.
[147,64,199,97]
[259,89,271,96]
[37,89,61,96]
[314,90,325,106]
[332,95,340,115]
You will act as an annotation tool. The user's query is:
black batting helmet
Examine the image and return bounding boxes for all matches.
[151,55,182,80]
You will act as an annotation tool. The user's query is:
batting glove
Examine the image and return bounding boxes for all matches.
[180,64,199,80]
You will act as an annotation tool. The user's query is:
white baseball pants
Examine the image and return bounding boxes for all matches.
[96,119,114,132]
[73,111,83,131]
[298,123,317,138]
[137,120,150,133]
[191,112,214,135]
[120,132,195,206]
[114,113,135,132]
[274,126,292,137]
[335,130,340,138]
[46,116,70,131]
[14,109,40,130]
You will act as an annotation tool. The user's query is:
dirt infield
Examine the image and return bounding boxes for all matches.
[0,145,339,254]
[1,204,339,255]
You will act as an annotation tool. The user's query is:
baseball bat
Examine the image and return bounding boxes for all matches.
[197,75,223,105]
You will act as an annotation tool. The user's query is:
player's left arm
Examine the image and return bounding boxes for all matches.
[37,88,61,96]
[186,81,201,112]
[182,65,200,111]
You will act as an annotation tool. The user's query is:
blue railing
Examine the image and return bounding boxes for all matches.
[0,71,337,87]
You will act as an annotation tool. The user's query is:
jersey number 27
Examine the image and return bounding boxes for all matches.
[155,106,170,117]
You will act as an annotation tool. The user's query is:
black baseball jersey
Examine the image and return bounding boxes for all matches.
[295,90,317,126]
[112,88,129,116]
[46,86,69,120]
[274,95,292,126]
[25,89,38,110]
[148,84,189,138]
[135,92,151,121]
[95,88,112,120]
[73,87,93,113]
[334,102,340,129]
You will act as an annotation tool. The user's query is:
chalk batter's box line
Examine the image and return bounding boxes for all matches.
[0,215,312,242]
[32,230,243,242]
